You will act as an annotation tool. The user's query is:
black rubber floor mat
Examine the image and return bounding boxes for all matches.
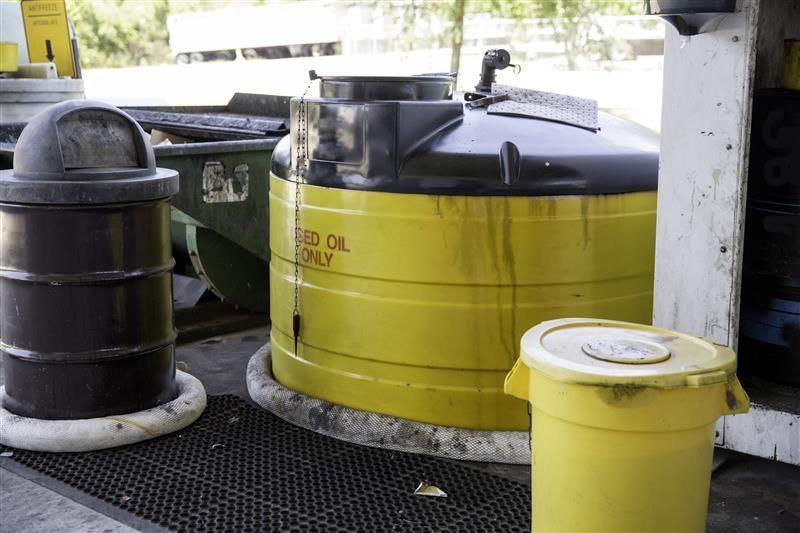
[2,395,531,532]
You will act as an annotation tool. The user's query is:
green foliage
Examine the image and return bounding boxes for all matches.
[523,0,639,69]
[67,0,171,68]
[66,0,641,70]
[387,0,641,71]
[66,0,257,68]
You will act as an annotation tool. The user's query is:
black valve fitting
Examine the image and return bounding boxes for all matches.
[475,49,512,93]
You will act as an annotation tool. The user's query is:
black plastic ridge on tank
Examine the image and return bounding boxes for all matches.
[0,100,180,419]
[318,75,456,101]
[271,76,659,196]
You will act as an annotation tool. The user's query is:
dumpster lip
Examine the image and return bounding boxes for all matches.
[153,137,282,157]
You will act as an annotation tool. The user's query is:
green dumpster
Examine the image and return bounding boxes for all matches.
[127,94,289,313]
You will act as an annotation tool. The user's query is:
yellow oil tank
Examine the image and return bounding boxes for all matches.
[269,75,659,431]
[505,318,749,532]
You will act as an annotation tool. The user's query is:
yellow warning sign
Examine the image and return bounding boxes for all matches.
[21,0,76,78]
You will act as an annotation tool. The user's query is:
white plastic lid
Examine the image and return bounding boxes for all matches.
[519,318,738,388]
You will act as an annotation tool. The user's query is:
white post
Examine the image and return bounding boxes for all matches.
[653,0,800,465]
[653,2,759,346]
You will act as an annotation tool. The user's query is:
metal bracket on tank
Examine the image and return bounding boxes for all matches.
[466,94,509,109]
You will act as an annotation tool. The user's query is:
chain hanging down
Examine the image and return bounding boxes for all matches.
[293,71,318,353]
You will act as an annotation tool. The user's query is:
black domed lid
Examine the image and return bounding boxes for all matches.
[0,100,178,205]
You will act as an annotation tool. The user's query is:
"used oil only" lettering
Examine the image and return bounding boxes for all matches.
[299,229,350,267]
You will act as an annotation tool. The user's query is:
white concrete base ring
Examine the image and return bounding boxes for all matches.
[246,343,531,464]
[0,370,207,453]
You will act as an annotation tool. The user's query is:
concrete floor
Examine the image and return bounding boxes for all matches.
[0,468,137,533]
[2,325,799,531]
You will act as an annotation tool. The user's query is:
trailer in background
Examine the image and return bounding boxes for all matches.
[167,2,341,63]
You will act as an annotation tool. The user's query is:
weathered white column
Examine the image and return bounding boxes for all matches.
[653,1,758,346]
[653,0,800,465]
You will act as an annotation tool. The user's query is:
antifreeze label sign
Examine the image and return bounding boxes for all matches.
[21,0,76,78]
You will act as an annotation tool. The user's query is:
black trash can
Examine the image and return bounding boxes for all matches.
[0,100,180,419]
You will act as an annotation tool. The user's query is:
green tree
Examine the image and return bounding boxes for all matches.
[449,0,466,73]
[68,0,173,68]
[387,0,639,74]
[524,0,639,70]
[66,0,639,71]
[66,0,252,68]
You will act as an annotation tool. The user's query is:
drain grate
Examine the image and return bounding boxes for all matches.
[2,396,531,532]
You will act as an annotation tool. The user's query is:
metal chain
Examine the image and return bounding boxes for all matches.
[293,72,317,352]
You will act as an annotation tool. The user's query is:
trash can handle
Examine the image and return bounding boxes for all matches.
[504,358,530,400]
[722,375,750,415]
[686,371,749,415]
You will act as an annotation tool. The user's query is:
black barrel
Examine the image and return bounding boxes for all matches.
[739,89,800,385]
[0,100,180,419]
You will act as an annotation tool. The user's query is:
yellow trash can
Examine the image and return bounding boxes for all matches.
[0,42,18,73]
[505,318,749,533]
